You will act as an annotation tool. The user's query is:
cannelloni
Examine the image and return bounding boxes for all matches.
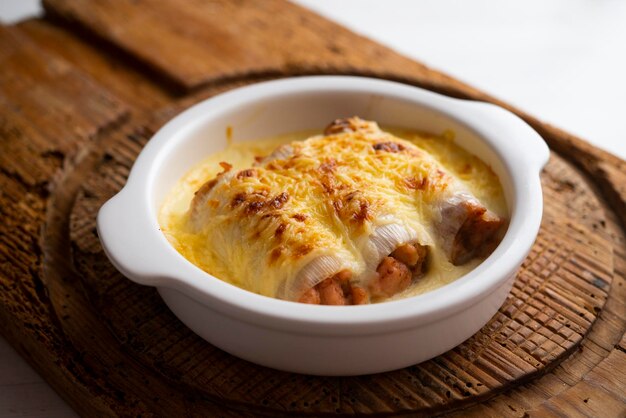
[162,118,507,304]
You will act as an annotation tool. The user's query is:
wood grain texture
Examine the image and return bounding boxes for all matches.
[0,25,127,186]
[0,0,624,416]
[0,24,132,417]
[41,0,464,93]
[16,19,173,113]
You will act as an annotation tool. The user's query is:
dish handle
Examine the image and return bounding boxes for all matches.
[96,187,172,287]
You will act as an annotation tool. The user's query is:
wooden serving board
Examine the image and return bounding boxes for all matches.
[1,1,624,416]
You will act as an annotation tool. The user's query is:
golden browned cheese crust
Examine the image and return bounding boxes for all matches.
[186,117,506,303]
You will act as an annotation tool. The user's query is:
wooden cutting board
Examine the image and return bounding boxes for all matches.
[1,1,624,416]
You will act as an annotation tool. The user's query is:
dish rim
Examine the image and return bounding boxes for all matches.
[97,76,549,335]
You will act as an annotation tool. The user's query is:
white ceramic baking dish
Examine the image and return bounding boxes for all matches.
[97,76,549,376]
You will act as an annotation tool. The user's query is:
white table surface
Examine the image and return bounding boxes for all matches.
[1,1,625,416]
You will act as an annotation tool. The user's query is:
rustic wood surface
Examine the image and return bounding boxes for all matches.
[0,0,624,416]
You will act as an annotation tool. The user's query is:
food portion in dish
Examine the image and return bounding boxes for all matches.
[159,118,507,305]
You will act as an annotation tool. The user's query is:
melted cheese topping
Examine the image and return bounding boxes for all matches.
[159,125,507,301]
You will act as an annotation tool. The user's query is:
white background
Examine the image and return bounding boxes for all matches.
[1,1,625,416]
